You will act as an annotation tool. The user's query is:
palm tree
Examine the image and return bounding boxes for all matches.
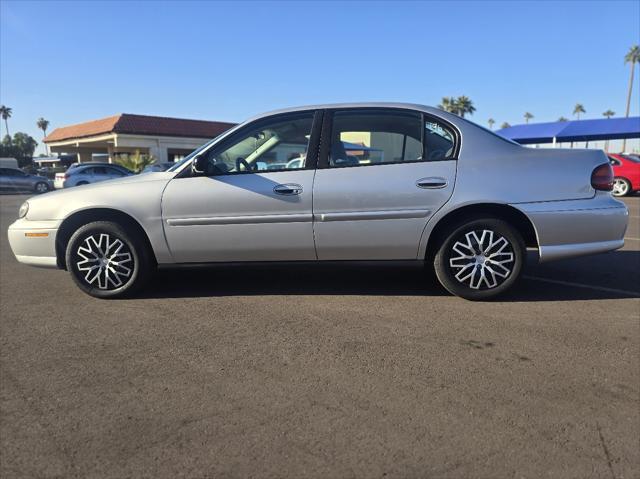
[573,103,585,120]
[558,116,569,122]
[455,96,475,118]
[438,97,456,113]
[500,122,511,129]
[623,45,639,151]
[524,112,534,124]
[0,105,12,138]
[36,118,50,154]
[487,118,495,130]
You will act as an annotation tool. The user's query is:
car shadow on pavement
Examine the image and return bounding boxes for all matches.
[139,250,640,302]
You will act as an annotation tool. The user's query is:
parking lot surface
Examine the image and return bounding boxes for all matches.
[1,193,638,478]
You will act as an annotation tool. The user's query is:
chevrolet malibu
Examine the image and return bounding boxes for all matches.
[7,103,629,300]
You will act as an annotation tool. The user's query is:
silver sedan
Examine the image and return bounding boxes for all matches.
[0,168,52,194]
[7,103,629,300]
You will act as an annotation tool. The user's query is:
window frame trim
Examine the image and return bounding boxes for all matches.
[317,107,460,170]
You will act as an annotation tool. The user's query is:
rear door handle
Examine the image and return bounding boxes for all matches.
[416,177,448,189]
[273,183,303,195]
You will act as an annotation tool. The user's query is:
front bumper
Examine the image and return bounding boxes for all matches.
[515,194,628,263]
[7,218,61,268]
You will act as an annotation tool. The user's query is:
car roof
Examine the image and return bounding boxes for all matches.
[249,102,440,119]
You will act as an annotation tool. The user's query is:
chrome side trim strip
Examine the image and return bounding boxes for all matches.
[316,209,430,222]
[538,239,624,263]
[166,213,312,226]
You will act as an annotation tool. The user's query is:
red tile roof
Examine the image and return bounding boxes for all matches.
[44,113,236,143]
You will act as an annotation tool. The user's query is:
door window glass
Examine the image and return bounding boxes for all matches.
[424,120,455,161]
[204,113,314,175]
[329,110,423,167]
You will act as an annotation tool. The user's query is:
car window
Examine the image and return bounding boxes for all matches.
[328,110,424,168]
[107,167,126,176]
[203,112,314,175]
[2,168,24,177]
[424,119,456,161]
[92,167,108,175]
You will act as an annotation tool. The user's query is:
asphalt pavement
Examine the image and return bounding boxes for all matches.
[0,193,638,478]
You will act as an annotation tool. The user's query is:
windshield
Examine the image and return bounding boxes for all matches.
[622,154,640,163]
[167,140,216,172]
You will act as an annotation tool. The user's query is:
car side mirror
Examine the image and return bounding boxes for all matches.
[191,154,207,175]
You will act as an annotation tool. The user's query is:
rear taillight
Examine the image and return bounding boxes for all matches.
[591,163,614,191]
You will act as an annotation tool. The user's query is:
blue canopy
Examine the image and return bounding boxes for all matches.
[498,117,640,144]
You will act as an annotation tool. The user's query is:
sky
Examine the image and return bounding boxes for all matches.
[1,0,639,154]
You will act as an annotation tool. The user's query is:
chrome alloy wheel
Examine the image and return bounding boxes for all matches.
[449,229,515,290]
[76,233,134,290]
[35,182,49,193]
[612,178,629,197]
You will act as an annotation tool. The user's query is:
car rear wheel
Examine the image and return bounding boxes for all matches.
[34,182,49,193]
[76,181,89,186]
[433,218,525,301]
[65,221,153,298]
[612,177,631,197]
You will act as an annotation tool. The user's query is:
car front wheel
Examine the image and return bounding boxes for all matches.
[65,221,153,298]
[34,182,49,193]
[612,177,631,197]
[433,218,525,301]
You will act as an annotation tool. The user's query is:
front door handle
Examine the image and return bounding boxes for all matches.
[416,177,448,189]
[273,183,303,195]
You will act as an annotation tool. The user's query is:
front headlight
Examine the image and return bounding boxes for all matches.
[18,201,29,219]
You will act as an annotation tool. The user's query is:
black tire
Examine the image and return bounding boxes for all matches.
[65,221,153,298]
[34,181,50,193]
[612,177,631,197]
[433,218,525,301]
[76,181,89,186]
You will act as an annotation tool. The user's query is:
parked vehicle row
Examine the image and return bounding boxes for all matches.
[7,103,629,301]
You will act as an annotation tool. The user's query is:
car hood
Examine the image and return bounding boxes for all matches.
[24,171,176,219]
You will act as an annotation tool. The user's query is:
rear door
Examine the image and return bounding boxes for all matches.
[162,110,322,263]
[312,108,458,260]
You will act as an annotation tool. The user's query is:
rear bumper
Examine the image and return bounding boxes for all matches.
[515,194,628,263]
[7,218,60,269]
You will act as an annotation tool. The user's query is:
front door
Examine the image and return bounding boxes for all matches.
[162,110,321,263]
[312,108,458,260]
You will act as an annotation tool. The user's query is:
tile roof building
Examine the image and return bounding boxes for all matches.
[44,113,236,164]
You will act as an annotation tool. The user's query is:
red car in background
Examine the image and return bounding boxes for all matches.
[608,153,640,197]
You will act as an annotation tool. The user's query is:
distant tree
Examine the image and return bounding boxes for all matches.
[438,97,457,114]
[623,45,639,151]
[573,103,586,120]
[0,132,38,167]
[500,122,511,129]
[487,118,495,130]
[557,116,569,122]
[602,110,615,119]
[524,112,534,124]
[37,118,50,154]
[455,96,475,118]
[0,105,12,138]
[115,150,155,173]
